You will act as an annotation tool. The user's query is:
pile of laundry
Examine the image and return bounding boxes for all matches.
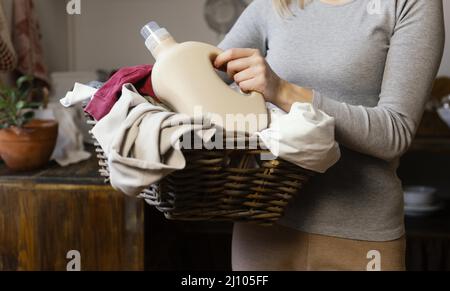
[61,64,341,197]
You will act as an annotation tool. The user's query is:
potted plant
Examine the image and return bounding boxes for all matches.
[0,76,58,171]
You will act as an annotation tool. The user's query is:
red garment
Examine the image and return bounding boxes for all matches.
[85,65,156,121]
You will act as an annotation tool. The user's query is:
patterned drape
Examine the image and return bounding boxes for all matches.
[0,1,17,71]
[12,0,49,84]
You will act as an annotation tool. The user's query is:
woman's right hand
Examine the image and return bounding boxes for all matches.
[214,48,313,111]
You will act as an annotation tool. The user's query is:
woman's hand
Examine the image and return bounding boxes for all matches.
[214,48,282,104]
[214,48,313,111]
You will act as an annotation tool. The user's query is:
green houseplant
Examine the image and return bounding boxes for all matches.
[0,76,58,171]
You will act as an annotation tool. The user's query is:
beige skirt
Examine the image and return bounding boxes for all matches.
[232,223,406,271]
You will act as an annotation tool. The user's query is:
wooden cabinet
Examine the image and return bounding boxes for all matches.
[0,152,231,271]
[0,156,144,271]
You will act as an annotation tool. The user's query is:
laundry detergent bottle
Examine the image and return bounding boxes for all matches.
[140,21,268,134]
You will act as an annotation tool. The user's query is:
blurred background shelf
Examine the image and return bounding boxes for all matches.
[409,137,450,153]
[399,112,450,270]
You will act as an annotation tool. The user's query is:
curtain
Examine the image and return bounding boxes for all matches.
[12,0,49,85]
[0,0,16,72]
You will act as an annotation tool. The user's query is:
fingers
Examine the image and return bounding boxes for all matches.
[214,48,260,70]
[233,67,257,84]
[238,78,262,94]
[226,57,252,79]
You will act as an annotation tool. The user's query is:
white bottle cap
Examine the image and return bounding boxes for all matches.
[140,21,172,55]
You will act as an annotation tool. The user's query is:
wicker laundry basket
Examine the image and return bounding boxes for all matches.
[84,108,314,225]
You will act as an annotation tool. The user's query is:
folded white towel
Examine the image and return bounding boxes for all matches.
[60,82,98,107]
[257,102,341,173]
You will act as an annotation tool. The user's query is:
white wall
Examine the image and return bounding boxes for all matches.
[3,0,219,73]
[4,0,449,76]
[48,0,450,76]
[67,0,219,71]
[34,0,69,72]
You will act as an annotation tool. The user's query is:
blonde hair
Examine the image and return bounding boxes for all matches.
[272,0,311,17]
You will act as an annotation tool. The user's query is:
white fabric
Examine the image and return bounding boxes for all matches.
[48,81,99,166]
[92,84,217,196]
[60,82,98,107]
[54,74,100,144]
[258,102,341,174]
[34,103,91,167]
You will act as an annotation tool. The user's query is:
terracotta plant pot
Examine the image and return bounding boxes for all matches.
[0,119,58,171]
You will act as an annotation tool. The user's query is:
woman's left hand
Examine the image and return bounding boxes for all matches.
[214,48,282,104]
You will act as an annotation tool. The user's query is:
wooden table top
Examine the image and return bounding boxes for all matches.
[0,146,105,185]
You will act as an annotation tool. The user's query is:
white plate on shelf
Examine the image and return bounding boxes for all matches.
[404,186,437,206]
[404,202,445,217]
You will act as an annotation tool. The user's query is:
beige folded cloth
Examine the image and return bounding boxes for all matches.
[92,84,216,196]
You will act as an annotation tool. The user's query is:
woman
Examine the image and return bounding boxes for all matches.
[214,0,445,271]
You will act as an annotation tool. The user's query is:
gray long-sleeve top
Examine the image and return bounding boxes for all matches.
[219,0,445,241]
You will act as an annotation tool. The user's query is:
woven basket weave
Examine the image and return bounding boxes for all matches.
[85,109,314,225]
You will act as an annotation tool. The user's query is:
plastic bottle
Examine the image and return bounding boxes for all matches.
[140,21,268,134]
